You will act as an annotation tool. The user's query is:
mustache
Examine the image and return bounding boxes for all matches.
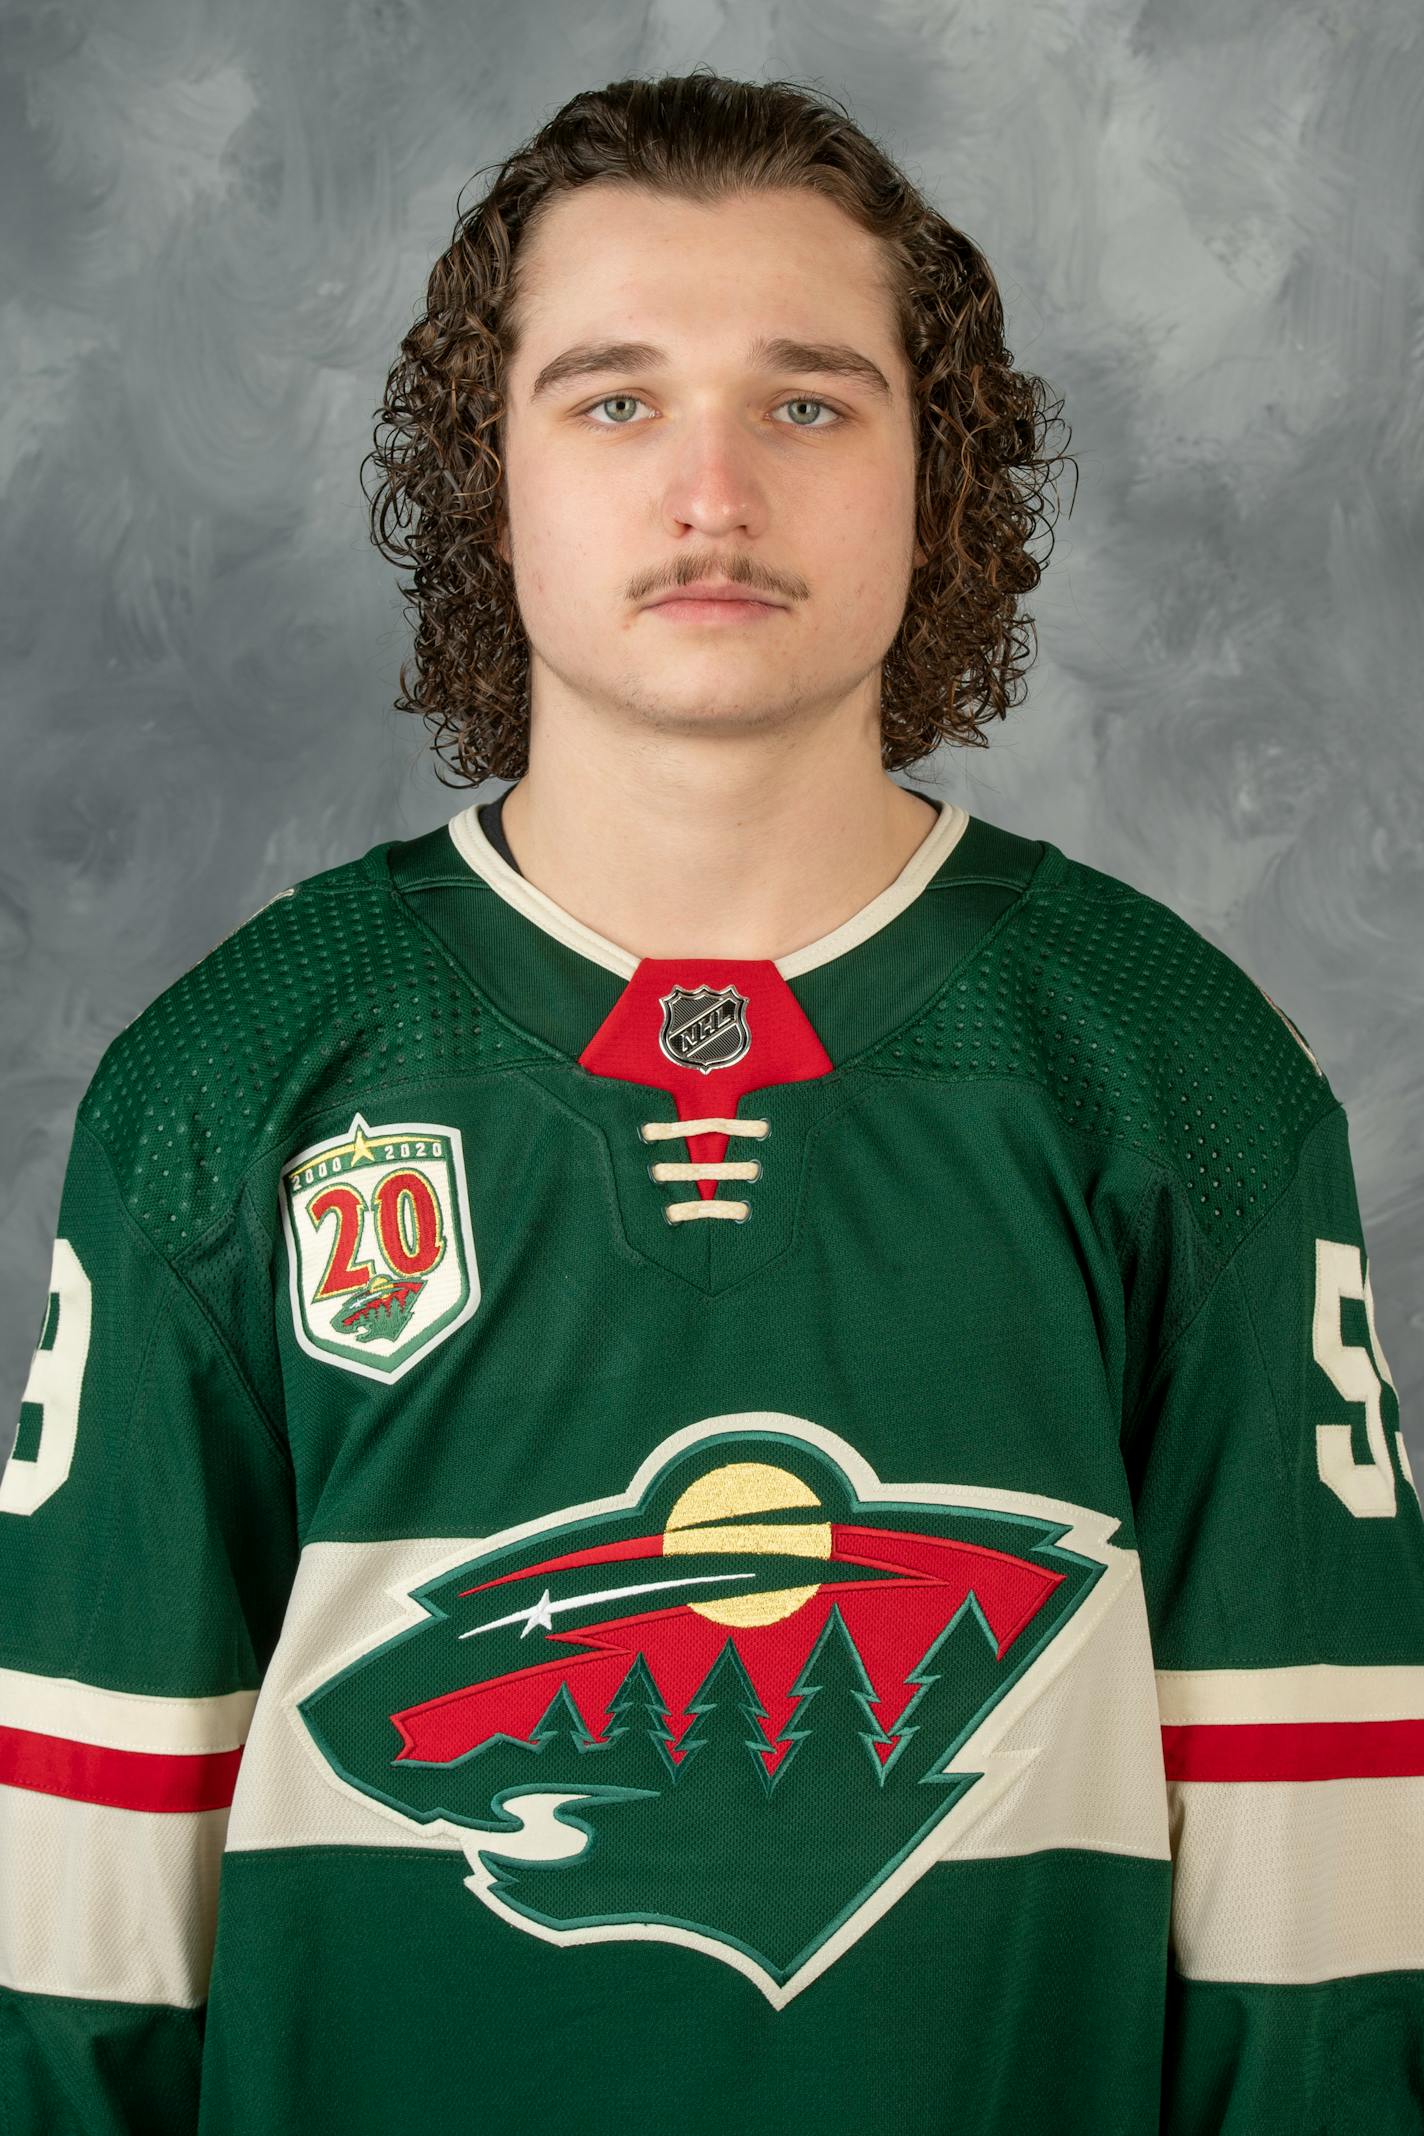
[632,561,804,603]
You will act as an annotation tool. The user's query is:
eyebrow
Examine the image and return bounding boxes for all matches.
[528,335,895,404]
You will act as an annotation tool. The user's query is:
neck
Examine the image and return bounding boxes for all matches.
[497,693,940,963]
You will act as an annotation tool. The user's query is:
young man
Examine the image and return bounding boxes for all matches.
[3,73,1422,2135]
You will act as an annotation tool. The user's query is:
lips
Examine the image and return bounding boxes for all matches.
[647,585,784,608]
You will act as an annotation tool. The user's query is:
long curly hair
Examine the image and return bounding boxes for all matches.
[364,69,1076,785]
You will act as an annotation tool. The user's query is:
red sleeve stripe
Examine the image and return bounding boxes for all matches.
[1162,1716,1424,1782]
[0,1722,243,1812]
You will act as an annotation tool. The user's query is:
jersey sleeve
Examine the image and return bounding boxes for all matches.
[1124,1096,1424,2133]
[0,1116,299,2136]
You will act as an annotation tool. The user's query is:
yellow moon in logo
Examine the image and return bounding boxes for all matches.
[663,1461,832,1627]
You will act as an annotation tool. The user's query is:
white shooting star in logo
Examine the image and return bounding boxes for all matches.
[459,1571,757,1641]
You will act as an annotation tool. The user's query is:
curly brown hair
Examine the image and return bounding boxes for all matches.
[363,68,1076,786]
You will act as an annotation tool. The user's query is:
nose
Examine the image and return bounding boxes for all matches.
[658,410,771,543]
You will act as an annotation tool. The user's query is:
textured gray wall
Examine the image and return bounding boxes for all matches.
[4,5,1421,1474]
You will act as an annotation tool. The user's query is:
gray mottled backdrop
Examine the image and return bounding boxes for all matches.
[3,3,1421,1470]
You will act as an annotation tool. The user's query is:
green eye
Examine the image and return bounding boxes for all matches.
[592,396,645,424]
[579,394,843,429]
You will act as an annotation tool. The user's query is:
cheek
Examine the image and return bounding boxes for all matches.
[819,496,913,609]
[511,514,618,642]
[809,449,915,561]
[515,453,619,560]
[505,462,592,597]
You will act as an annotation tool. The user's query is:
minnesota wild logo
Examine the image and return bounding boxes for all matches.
[329,1270,430,1345]
[280,1111,479,1381]
[298,1417,1113,2002]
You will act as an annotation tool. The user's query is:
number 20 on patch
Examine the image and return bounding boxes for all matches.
[281,1111,481,1384]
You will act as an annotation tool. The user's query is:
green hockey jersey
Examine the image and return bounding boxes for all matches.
[3,795,1423,2134]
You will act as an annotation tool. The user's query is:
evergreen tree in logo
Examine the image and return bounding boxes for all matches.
[600,1654,678,1788]
[774,1604,901,1790]
[673,1638,777,1797]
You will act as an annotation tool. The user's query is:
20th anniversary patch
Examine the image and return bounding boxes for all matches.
[281,1111,480,1381]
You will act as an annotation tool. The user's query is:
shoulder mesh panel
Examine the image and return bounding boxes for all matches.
[864,849,1338,1261]
[77,851,543,1254]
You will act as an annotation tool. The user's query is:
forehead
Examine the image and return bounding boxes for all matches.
[508,183,901,363]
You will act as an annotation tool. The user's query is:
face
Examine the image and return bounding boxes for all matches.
[496,182,926,746]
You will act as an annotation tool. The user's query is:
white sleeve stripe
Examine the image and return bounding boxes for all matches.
[1156,1662,1424,1726]
[0,1785,223,2007]
[0,1664,256,1754]
[1168,1773,1424,1983]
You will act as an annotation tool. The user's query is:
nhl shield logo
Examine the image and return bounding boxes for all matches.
[281,1111,479,1382]
[657,983,751,1073]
